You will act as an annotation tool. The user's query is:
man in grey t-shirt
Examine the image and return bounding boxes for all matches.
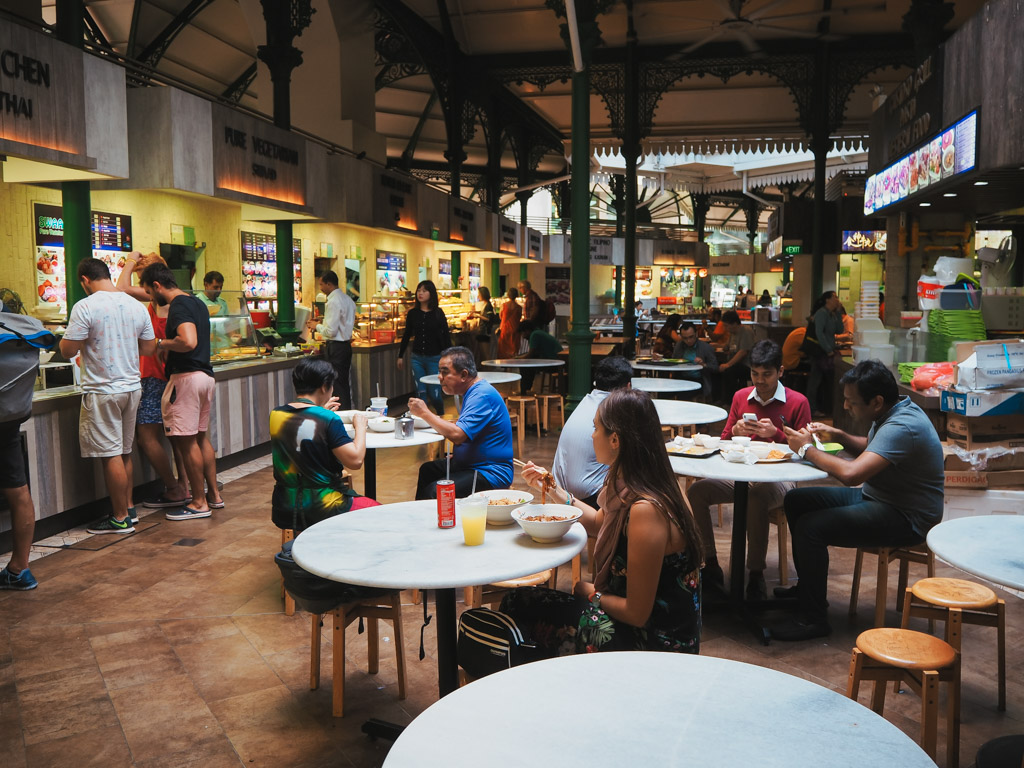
[772,360,944,641]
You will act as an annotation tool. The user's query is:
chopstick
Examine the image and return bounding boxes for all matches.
[512,458,528,468]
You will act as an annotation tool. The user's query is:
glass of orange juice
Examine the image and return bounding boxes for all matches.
[460,497,487,546]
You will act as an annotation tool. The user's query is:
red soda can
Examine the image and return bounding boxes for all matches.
[436,479,456,528]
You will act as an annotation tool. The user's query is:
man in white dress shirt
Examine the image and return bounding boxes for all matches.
[551,356,634,508]
[316,271,356,409]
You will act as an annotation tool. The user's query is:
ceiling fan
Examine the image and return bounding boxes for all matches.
[644,0,886,58]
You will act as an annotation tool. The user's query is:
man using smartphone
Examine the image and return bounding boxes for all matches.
[685,340,811,600]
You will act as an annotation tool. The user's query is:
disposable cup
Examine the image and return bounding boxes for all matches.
[459,498,487,546]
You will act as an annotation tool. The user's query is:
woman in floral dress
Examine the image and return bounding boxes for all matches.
[502,388,702,655]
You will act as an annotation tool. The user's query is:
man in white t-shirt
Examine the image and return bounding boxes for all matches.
[60,258,155,534]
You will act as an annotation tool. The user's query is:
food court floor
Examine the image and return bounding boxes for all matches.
[2,422,1022,768]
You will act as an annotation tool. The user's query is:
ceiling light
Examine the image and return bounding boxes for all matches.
[974,181,989,186]
[943,193,957,198]
[919,202,931,207]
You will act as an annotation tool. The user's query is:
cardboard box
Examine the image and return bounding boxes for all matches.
[943,442,1024,472]
[945,470,1024,489]
[941,388,1024,417]
[945,413,1024,450]
[955,339,1024,391]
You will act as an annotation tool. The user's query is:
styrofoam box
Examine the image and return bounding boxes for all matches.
[943,488,1024,520]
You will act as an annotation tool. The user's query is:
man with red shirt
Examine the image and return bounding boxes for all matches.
[686,339,811,600]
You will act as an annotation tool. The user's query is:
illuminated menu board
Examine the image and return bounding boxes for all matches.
[376,252,406,271]
[864,111,978,215]
[34,203,132,251]
[240,231,301,300]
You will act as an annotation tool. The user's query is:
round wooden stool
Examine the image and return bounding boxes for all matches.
[535,393,565,431]
[507,395,541,441]
[902,577,1006,711]
[847,628,961,768]
[464,569,555,609]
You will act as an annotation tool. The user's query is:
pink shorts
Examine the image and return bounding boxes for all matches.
[162,372,216,436]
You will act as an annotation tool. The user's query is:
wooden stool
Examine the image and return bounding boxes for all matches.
[847,628,960,768]
[464,569,556,608]
[850,543,935,627]
[308,593,407,717]
[508,411,523,458]
[507,395,540,448]
[281,529,296,616]
[536,393,565,432]
[901,577,1006,711]
[769,507,790,586]
[661,425,676,441]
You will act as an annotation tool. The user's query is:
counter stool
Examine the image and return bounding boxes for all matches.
[507,395,541,443]
[536,392,565,432]
[849,542,935,627]
[901,577,1006,711]
[847,628,960,768]
[308,593,408,717]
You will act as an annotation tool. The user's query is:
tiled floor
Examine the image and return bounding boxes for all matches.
[2,420,1022,767]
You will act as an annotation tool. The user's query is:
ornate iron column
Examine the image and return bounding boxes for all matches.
[258,0,314,341]
[621,3,640,358]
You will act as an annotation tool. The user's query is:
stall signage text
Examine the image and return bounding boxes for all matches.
[223,126,299,183]
[499,221,518,253]
[883,52,943,163]
[374,172,418,231]
[527,230,542,260]
[842,230,887,252]
[0,48,49,119]
[590,237,613,264]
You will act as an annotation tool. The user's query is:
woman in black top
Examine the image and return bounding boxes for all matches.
[397,280,451,414]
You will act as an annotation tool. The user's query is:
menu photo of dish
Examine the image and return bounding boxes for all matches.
[863,175,876,215]
[917,144,931,191]
[941,127,956,178]
[35,247,66,308]
[929,137,942,182]
[897,156,910,201]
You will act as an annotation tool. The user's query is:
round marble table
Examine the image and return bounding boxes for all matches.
[653,399,727,426]
[926,515,1024,593]
[418,371,521,387]
[632,361,702,374]
[344,425,444,499]
[631,377,701,396]
[482,358,565,369]
[383,652,935,768]
[670,450,828,643]
[291,500,587,697]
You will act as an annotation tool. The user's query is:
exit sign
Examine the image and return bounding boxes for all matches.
[783,245,801,255]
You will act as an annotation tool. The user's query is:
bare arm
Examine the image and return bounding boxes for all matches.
[784,426,888,486]
[408,397,468,443]
[161,322,197,353]
[332,413,367,470]
[521,462,603,536]
[138,338,156,357]
[59,337,85,358]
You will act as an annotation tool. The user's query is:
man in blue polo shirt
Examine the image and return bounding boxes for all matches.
[411,346,514,499]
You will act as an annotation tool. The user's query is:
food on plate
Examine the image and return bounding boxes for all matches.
[929,138,942,180]
[917,146,930,189]
[897,157,909,199]
[540,471,556,504]
[941,129,953,149]
[942,145,955,175]
[765,449,790,460]
[487,497,528,506]
[522,513,573,523]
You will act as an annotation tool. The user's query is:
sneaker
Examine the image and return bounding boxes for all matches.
[165,506,212,521]
[745,571,768,602]
[770,615,832,642]
[0,566,38,590]
[87,515,135,535]
[127,507,139,524]
[143,493,189,509]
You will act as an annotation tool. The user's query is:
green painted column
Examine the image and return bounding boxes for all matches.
[614,266,622,310]
[275,221,299,341]
[519,264,528,282]
[566,66,593,412]
[62,181,91,312]
[490,259,501,297]
[452,252,462,287]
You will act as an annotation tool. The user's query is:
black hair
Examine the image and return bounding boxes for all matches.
[77,257,110,283]
[811,290,838,315]
[657,314,683,342]
[840,359,899,406]
[321,270,339,287]
[722,309,740,325]
[139,263,178,289]
[679,321,696,334]
[478,286,491,302]
[748,339,783,369]
[204,271,224,284]
[440,346,477,378]
[292,358,337,395]
[594,356,634,390]
[709,307,722,321]
[415,280,439,310]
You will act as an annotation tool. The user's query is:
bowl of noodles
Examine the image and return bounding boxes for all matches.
[470,490,534,526]
[512,504,583,543]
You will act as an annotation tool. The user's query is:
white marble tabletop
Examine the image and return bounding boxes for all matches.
[291,500,587,590]
[653,399,727,426]
[669,450,828,484]
[631,377,701,394]
[632,361,703,373]
[927,515,1024,592]
[483,358,565,369]
[383,652,935,768]
[419,371,521,386]
[345,424,445,451]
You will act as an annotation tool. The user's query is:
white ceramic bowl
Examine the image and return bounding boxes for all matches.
[748,442,774,459]
[470,490,534,526]
[337,410,360,424]
[512,504,583,543]
[700,436,721,450]
[731,436,752,447]
[413,416,430,429]
[368,417,395,432]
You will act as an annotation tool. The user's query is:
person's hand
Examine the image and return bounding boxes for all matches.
[783,425,813,454]
[155,345,168,365]
[323,396,340,412]
[396,358,404,371]
[752,418,778,439]
[721,362,730,371]
[807,422,840,442]
[573,580,595,601]
[694,356,705,367]
[350,412,368,431]
[520,461,550,492]
[408,397,430,419]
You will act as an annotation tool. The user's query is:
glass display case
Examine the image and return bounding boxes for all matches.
[194,290,263,364]
[438,289,469,329]
[355,295,415,344]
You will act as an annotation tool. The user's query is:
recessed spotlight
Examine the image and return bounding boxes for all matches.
[974,181,989,186]
[919,202,932,207]
[943,193,957,198]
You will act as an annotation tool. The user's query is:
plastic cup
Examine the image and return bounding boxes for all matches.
[459,497,487,546]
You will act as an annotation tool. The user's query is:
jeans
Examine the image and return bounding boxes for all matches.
[411,353,443,414]
[806,353,834,414]
[415,459,499,500]
[784,486,921,620]
[324,340,353,410]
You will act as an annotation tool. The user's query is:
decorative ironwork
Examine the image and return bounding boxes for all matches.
[222,62,257,104]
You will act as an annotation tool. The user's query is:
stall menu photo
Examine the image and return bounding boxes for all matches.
[375,251,407,295]
[241,232,302,302]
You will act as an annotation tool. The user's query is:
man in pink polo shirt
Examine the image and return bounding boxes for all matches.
[686,339,811,600]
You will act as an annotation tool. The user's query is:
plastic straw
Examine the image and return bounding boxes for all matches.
[471,470,478,496]
[446,453,451,481]
[377,382,381,398]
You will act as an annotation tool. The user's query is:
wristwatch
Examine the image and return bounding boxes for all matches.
[797,443,812,459]
[589,590,603,609]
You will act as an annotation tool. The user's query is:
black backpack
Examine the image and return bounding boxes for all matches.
[457,607,539,679]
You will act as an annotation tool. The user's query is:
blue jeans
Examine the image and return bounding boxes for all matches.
[411,353,443,414]
[784,486,921,620]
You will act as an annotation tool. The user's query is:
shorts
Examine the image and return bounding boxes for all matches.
[137,377,167,425]
[0,419,29,489]
[79,390,142,458]
[162,371,216,437]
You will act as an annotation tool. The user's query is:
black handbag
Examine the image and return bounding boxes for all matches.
[457,607,538,679]
[799,323,826,358]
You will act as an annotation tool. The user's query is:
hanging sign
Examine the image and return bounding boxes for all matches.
[373,171,419,232]
[212,105,306,207]
[448,200,484,248]
[879,50,944,169]
[526,228,543,260]
[590,237,613,265]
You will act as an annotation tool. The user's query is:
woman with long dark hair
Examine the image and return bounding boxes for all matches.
[398,280,451,414]
[504,388,702,654]
[469,285,498,361]
[652,313,684,357]
[497,286,522,358]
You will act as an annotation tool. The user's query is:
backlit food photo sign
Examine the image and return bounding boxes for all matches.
[864,110,978,215]
[842,230,887,252]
